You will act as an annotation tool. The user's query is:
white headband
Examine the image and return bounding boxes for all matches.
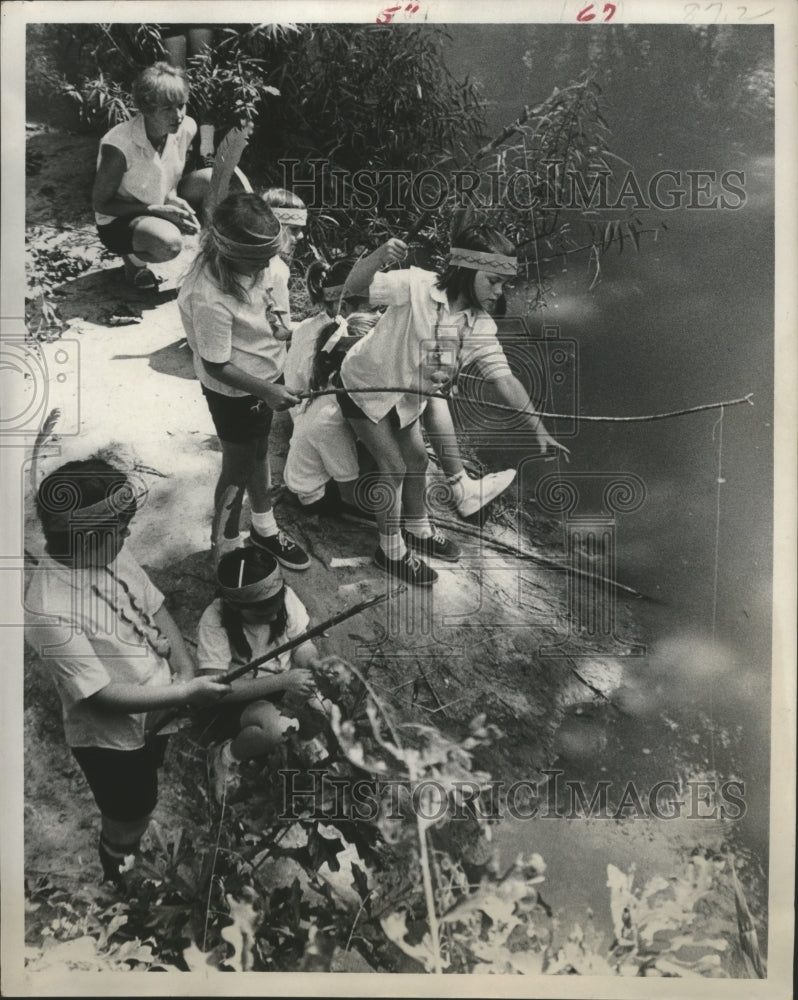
[219,563,284,604]
[271,207,307,226]
[321,317,349,353]
[40,483,146,530]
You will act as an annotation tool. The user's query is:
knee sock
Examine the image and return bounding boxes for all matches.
[251,510,278,537]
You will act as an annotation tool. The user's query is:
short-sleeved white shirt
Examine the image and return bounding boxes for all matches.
[196,587,310,675]
[178,259,288,397]
[95,114,197,226]
[269,255,292,320]
[340,267,512,427]
[24,548,172,750]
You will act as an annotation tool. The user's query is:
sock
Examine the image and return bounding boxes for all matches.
[127,253,147,269]
[251,510,278,537]
[99,834,137,883]
[380,532,406,560]
[404,516,434,539]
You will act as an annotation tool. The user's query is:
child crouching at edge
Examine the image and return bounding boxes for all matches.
[284,310,381,520]
[197,547,324,803]
[24,459,230,889]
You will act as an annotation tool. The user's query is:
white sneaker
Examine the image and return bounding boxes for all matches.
[455,469,516,518]
[208,741,240,805]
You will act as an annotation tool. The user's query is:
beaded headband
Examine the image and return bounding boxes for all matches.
[271,207,307,226]
[448,247,518,276]
[219,562,284,604]
[209,225,283,264]
[39,483,146,530]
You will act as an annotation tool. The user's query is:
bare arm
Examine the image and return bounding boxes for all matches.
[487,372,571,459]
[343,238,408,297]
[88,676,230,713]
[197,668,315,703]
[153,605,195,682]
[92,145,198,232]
[204,360,300,410]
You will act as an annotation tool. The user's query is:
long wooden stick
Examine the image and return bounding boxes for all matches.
[433,516,647,600]
[148,587,402,738]
[299,386,754,423]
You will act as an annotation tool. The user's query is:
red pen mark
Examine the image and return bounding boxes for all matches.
[376,4,402,24]
[576,2,616,21]
[376,1,420,23]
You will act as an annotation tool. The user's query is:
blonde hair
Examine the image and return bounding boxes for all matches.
[132,61,189,113]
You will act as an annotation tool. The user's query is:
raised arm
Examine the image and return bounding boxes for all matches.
[343,238,408,297]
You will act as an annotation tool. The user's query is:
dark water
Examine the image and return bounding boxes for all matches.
[442,25,774,937]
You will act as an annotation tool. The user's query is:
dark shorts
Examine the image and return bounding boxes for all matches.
[202,377,283,444]
[337,387,403,427]
[96,212,155,256]
[71,736,169,822]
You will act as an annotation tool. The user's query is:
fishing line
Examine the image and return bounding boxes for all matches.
[707,404,726,780]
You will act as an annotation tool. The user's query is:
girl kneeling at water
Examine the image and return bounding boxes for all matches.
[338,226,570,587]
[198,547,322,801]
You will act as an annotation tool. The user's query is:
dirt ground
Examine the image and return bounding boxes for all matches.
[22,124,638,885]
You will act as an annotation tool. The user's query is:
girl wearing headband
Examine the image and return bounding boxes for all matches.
[287,259,514,523]
[260,188,309,334]
[178,192,310,570]
[24,458,229,887]
[196,547,320,802]
[337,225,569,587]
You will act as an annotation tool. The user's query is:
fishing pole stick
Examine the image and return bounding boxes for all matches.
[298,386,754,423]
[147,586,403,739]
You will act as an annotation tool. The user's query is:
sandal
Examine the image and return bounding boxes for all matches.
[129,267,161,291]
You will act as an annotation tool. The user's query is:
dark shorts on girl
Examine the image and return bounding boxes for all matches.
[71,736,169,822]
[336,386,404,427]
[202,378,284,444]
[96,212,156,256]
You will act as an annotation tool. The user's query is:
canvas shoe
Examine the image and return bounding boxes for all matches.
[403,526,461,562]
[455,469,516,518]
[249,526,311,570]
[373,547,438,587]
